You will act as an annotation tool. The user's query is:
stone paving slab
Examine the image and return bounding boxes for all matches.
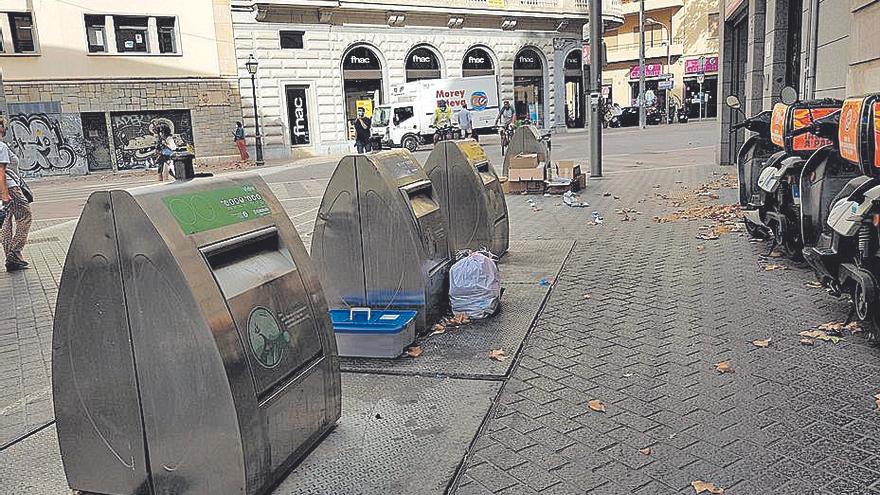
[0,373,500,495]
[0,220,75,448]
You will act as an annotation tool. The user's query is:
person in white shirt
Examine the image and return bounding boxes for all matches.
[155,125,177,182]
[458,104,477,141]
[0,116,32,271]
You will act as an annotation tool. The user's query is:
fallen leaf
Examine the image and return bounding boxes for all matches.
[583,294,592,300]
[798,330,824,339]
[406,346,423,358]
[696,233,720,241]
[639,447,652,455]
[818,322,845,335]
[798,329,842,344]
[622,373,634,378]
[691,480,724,494]
[430,324,446,336]
[846,322,864,334]
[588,399,606,412]
[764,264,786,271]
[768,250,784,258]
[799,338,815,346]
[804,281,823,289]
[752,338,771,348]
[714,361,734,374]
[875,393,880,412]
[696,245,706,252]
[488,349,508,361]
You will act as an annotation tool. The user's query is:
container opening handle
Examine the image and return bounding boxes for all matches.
[350,307,372,321]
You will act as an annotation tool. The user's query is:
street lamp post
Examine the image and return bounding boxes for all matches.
[638,0,646,128]
[646,17,671,124]
[245,54,264,166]
[697,55,705,122]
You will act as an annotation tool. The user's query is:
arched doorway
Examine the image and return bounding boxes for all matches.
[463,47,495,77]
[342,45,384,138]
[513,48,545,126]
[564,50,585,128]
[405,46,442,82]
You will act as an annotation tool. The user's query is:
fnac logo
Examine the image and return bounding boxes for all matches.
[471,91,489,111]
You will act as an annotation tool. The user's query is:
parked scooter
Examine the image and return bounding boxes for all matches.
[728,87,842,257]
[725,95,775,238]
[796,94,880,338]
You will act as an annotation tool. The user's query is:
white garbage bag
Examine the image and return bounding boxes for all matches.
[449,252,502,319]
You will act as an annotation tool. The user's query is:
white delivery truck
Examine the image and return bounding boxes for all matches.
[372,75,500,151]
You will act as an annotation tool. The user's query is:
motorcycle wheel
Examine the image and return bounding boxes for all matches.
[744,219,768,239]
[852,280,880,342]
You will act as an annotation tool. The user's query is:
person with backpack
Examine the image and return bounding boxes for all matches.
[0,116,32,271]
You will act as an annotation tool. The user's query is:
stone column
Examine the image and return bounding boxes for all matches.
[552,38,578,132]
[762,0,791,107]
[744,0,767,113]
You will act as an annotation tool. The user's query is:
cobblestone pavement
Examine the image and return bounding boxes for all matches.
[455,154,880,494]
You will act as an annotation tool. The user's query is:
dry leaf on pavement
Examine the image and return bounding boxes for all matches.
[875,393,880,412]
[639,447,652,455]
[588,399,606,413]
[406,346,423,358]
[583,294,592,300]
[431,324,446,335]
[691,480,724,494]
[804,281,823,289]
[800,338,815,346]
[714,361,734,374]
[488,349,508,361]
[764,264,787,271]
[846,322,864,334]
[799,329,842,344]
[752,338,771,348]
[768,250,784,258]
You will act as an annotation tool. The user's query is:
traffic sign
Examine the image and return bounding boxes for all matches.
[658,80,674,90]
[697,73,705,84]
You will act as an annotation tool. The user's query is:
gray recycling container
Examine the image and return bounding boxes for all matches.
[425,139,509,257]
[311,149,450,333]
[52,175,341,495]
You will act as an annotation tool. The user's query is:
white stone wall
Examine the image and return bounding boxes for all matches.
[232,11,575,157]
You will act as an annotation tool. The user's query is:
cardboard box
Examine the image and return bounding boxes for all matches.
[507,180,544,195]
[500,176,510,194]
[555,160,581,180]
[509,167,544,182]
[510,153,539,169]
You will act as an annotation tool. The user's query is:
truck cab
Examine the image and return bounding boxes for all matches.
[372,104,422,152]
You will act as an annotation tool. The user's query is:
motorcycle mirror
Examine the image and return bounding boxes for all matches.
[725,95,741,110]
[780,86,798,105]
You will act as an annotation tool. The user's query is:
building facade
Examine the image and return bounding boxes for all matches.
[0,0,242,177]
[602,0,720,118]
[718,0,880,165]
[230,0,624,158]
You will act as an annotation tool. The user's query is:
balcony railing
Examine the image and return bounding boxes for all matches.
[605,36,684,63]
[619,0,685,14]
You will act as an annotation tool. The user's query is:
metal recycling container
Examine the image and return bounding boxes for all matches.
[502,125,549,176]
[330,308,417,358]
[312,149,450,333]
[52,175,341,495]
[425,139,509,257]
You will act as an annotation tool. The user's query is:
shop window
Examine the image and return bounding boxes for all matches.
[708,13,719,38]
[9,13,36,53]
[157,17,178,54]
[85,15,106,53]
[114,16,148,53]
[280,31,304,49]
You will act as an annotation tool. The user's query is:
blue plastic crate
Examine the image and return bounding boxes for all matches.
[330,308,417,358]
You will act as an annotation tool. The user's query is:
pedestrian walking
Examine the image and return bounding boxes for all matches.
[233,121,249,161]
[155,125,176,182]
[458,104,477,141]
[354,108,372,154]
[0,116,32,272]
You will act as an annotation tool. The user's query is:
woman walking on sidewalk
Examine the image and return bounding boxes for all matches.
[0,117,32,271]
[233,121,250,161]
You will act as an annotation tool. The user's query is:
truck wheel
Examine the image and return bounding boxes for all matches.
[402,135,419,152]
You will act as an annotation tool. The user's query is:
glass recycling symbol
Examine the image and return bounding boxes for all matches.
[246,306,291,368]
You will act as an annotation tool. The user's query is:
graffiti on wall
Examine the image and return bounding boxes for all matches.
[110,110,194,170]
[6,113,89,176]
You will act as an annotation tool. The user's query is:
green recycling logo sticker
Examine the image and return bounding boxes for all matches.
[246,306,291,368]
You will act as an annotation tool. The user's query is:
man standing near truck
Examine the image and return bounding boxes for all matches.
[354,107,372,153]
[458,104,477,141]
